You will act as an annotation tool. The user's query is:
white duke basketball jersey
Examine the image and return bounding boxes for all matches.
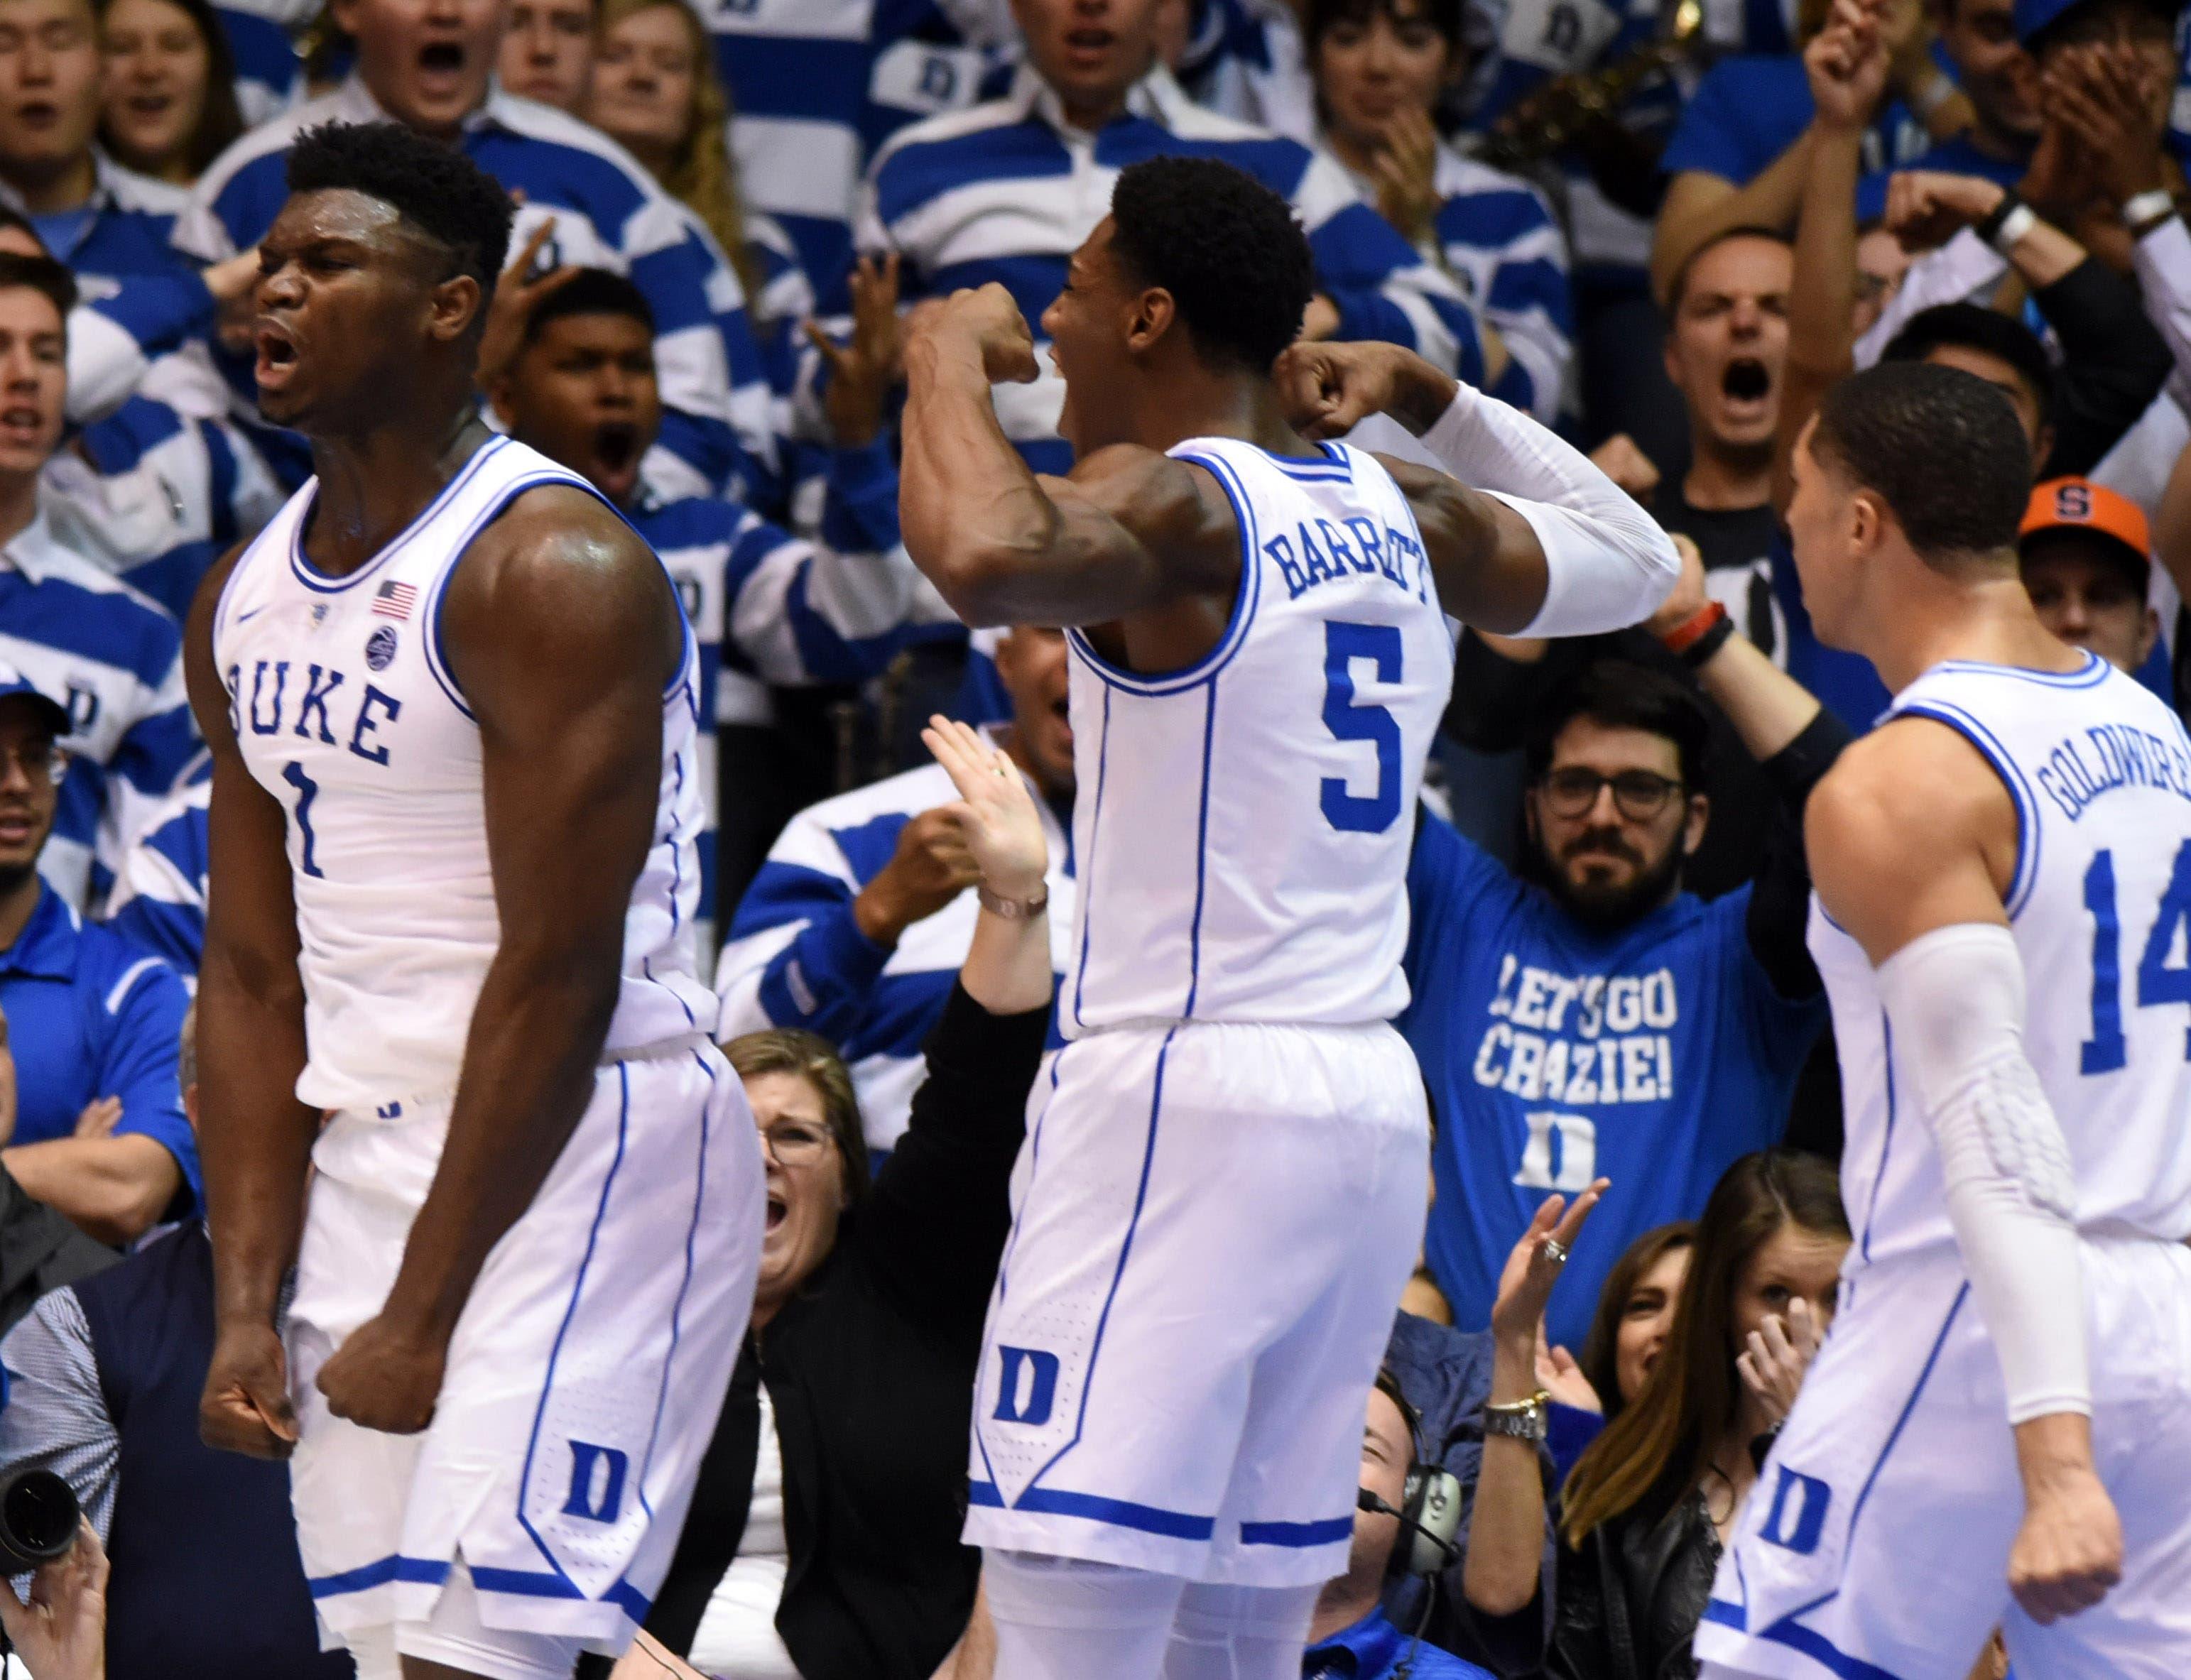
[1817,653,2191,1266]
[210,435,715,1113]
[1062,437,1455,1035]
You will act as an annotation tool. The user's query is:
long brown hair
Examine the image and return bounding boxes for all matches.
[1560,1152,1847,1547]
[1577,1220,1695,1424]
[594,0,757,300]
[94,0,246,181]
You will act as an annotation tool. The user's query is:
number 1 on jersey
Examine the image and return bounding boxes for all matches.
[1321,619,1403,834]
[281,759,325,879]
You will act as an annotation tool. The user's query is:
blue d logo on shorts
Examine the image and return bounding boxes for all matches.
[992,1346,1062,1427]
[1758,1465,1832,1556]
[561,1441,630,1524]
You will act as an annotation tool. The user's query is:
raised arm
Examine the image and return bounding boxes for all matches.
[308,487,683,1436]
[187,545,315,1461]
[898,285,1241,628]
[1275,339,1678,634]
[1807,721,2121,1623]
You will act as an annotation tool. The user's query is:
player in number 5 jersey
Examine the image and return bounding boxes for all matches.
[898,156,1677,1680]
[1695,364,2191,1680]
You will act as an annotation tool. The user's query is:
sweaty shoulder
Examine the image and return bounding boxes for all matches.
[1805,716,2019,959]
[443,484,683,694]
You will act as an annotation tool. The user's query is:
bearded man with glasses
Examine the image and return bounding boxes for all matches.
[1396,540,1849,1362]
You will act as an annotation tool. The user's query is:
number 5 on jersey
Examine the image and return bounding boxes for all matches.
[1322,619,1403,834]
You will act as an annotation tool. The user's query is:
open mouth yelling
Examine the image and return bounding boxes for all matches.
[1721,356,1771,419]
[255,321,300,389]
[766,1194,786,1233]
[592,420,641,476]
[416,38,468,97]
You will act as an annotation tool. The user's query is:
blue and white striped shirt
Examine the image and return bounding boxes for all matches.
[45,394,285,621]
[636,489,955,948]
[702,0,1006,310]
[104,754,210,977]
[0,152,197,296]
[173,78,740,495]
[715,746,1073,1152]
[1430,148,1573,423]
[0,510,195,907]
[858,65,1484,475]
[214,4,303,127]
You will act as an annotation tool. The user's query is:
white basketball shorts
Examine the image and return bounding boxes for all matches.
[964,1019,1430,1587]
[1696,1236,2191,1680]
[286,1041,764,1662]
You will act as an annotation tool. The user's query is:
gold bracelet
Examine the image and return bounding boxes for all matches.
[1484,1388,1551,1416]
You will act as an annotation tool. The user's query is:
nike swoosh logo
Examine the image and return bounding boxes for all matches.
[233,606,267,624]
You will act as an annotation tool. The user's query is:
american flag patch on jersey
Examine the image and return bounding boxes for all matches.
[373,581,417,621]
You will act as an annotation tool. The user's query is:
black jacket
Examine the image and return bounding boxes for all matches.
[1548,1480,1719,1680]
[641,981,1045,1679]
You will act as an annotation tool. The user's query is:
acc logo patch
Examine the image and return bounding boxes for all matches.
[365,625,398,671]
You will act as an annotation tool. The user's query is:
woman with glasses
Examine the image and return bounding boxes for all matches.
[619,719,1054,1680]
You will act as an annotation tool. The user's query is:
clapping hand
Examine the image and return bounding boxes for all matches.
[921,716,1048,903]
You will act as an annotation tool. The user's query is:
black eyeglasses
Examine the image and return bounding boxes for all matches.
[1539,767,1685,822]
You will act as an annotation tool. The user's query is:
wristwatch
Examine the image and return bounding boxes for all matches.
[2123,187,2178,237]
[1975,190,2035,257]
[977,883,1048,920]
[1483,1390,1550,1443]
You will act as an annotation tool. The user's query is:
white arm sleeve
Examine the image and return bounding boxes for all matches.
[1875,922,2090,1424]
[1416,383,1680,636]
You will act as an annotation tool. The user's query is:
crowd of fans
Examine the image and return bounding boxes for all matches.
[0,0,2171,1673]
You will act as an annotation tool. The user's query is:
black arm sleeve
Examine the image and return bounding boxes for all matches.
[1744,707,1855,1000]
[1445,631,1594,754]
[857,983,1049,1339]
[2032,256,2174,479]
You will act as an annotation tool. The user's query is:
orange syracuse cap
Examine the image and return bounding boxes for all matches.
[2020,478,2152,584]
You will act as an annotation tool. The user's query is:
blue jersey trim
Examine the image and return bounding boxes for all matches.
[1062,447,1263,697]
[1753,1614,1908,1679]
[308,1554,451,1598]
[1857,1013,1896,1264]
[631,1048,715,1520]
[1764,1284,1969,1634]
[1892,702,2040,918]
[967,1479,1217,1540]
[286,437,509,594]
[1070,687,1111,1032]
[1018,1028,1175,1500]
[514,1062,631,1590]
[420,467,627,722]
[1181,681,1218,1019]
[1239,1515,1353,1547]
[1701,1596,1746,1632]
[1928,651,2108,689]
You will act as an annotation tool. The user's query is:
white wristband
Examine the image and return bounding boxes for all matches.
[1986,202,2037,257]
[2124,187,2176,231]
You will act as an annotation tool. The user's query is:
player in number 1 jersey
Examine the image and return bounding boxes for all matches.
[1695,363,2191,1680]
[897,155,1677,1679]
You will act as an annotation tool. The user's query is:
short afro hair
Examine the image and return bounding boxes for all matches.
[1880,302,2053,435]
[521,267,655,351]
[1809,361,2031,564]
[286,121,513,293]
[1109,155,1315,373]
